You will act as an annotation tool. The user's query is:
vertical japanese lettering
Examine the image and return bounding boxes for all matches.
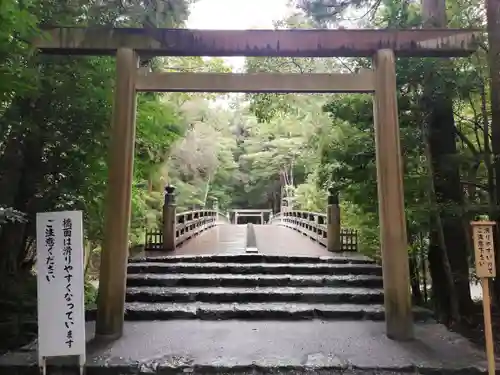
[483,226,495,276]
[472,222,497,278]
[476,226,485,268]
[62,218,74,348]
[45,220,55,283]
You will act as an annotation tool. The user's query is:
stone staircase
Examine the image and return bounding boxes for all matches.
[125,254,432,321]
[2,254,488,375]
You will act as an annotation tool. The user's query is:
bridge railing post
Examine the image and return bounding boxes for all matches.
[213,198,220,223]
[163,185,176,252]
[327,188,341,252]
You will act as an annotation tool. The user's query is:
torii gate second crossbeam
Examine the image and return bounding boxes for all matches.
[33,26,479,342]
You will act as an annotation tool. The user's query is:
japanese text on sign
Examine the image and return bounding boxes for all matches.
[471,222,496,278]
[45,220,55,283]
[63,218,75,348]
[36,211,86,359]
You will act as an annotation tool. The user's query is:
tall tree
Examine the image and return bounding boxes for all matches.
[421,0,471,322]
[486,0,500,303]
[296,0,478,321]
[0,0,196,275]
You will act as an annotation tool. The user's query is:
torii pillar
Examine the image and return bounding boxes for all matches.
[95,48,138,339]
[373,49,413,340]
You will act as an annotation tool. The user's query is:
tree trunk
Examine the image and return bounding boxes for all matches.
[0,99,32,207]
[422,0,472,320]
[0,103,45,277]
[486,0,500,304]
[422,122,461,323]
[409,251,423,305]
[407,223,423,305]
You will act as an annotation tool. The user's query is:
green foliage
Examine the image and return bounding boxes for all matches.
[0,0,199,271]
[0,207,27,225]
[0,0,205,351]
[0,0,38,105]
[294,0,372,25]
[84,280,98,307]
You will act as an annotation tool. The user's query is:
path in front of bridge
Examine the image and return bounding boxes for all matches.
[0,223,494,374]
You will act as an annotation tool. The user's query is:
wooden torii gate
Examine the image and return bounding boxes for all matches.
[229,209,273,224]
[34,27,478,341]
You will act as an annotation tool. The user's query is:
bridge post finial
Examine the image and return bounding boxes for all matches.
[164,184,176,205]
[327,187,341,252]
[328,187,339,205]
[163,184,176,251]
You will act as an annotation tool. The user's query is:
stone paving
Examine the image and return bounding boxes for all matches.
[1,321,496,374]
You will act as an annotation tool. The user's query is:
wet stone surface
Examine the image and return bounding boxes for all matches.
[126,274,385,288]
[0,321,493,374]
[129,254,375,265]
[124,286,385,304]
[126,263,382,276]
[121,254,429,322]
[117,302,431,322]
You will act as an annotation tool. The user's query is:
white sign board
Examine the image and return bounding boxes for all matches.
[36,211,86,360]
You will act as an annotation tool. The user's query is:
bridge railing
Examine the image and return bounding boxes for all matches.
[145,210,219,250]
[144,186,228,251]
[269,189,358,252]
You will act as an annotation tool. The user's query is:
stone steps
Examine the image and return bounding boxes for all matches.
[127,273,384,288]
[129,254,375,264]
[123,254,432,322]
[122,302,432,321]
[125,286,384,304]
[127,262,382,276]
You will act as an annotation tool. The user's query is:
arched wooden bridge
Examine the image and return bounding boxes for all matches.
[142,210,358,257]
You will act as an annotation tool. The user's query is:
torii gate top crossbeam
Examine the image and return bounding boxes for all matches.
[227,208,273,216]
[229,210,273,212]
[35,27,479,57]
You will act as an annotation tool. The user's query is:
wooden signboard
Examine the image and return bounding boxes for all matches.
[472,221,496,278]
[471,221,496,375]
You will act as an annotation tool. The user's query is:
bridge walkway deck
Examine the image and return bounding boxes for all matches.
[145,224,331,257]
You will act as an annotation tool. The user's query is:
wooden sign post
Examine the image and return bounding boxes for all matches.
[471,221,496,375]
